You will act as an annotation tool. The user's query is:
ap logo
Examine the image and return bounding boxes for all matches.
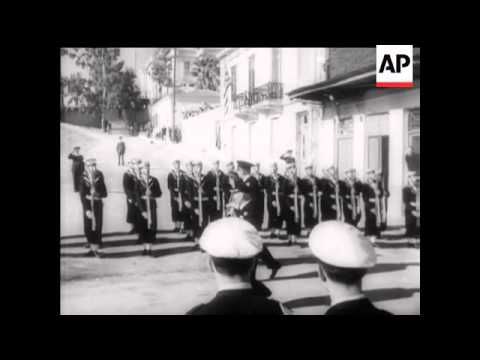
[376,45,413,88]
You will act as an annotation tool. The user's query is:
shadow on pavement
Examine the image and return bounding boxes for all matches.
[284,287,420,310]
[277,256,318,266]
[60,229,176,240]
[61,236,189,249]
[61,245,198,259]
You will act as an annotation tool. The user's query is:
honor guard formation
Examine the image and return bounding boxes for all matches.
[68,147,420,315]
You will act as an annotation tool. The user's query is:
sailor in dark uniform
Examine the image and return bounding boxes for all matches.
[68,146,84,193]
[265,162,287,239]
[320,166,342,221]
[361,169,381,245]
[186,218,292,315]
[283,161,303,246]
[182,161,195,241]
[403,171,420,247]
[167,160,187,232]
[135,161,162,256]
[300,163,321,236]
[188,161,211,245]
[79,158,107,257]
[123,159,139,234]
[225,161,241,203]
[339,168,362,227]
[309,221,392,316]
[205,160,228,222]
[251,162,267,231]
[376,170,390,231]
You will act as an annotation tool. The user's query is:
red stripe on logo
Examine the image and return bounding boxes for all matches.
[376,82,414,88]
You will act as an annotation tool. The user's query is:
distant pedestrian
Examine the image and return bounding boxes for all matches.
[309,221,393,315]
[107,121,112,134]
[68,146,84,192]
[116,136,126,166]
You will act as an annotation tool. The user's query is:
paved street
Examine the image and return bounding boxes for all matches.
[60,124,420,315]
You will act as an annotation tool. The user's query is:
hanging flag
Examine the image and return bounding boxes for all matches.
[223,68,232,117]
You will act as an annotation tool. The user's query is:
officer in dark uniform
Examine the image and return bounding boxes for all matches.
[135,161,162,256]
[339,168,362,227]
[376,170,390,231]
[79,158,107,257]
[309,221,392,315]
[251,162,267,231]
[233,161,282,280]
[167,160,187,232]
[283,161,303,246]
[123,159,139,234]
[68,146,84,193]
[205,160,228,222]
[361,169,381,244]
[265,162,287,239]
[320,166,342,221]
[403,171,420,247]
[300,163,322,234]
[186,218,292,315]
[188,161,211,246]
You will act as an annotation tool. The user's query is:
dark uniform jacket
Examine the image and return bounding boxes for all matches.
[319,177,341,221]
[186,289,286,315]
[186,173,211,230]
[116,141,126,154]
[252,173,267,229]
[167,170,188,222]
[225,170,242,203]
[68,153,84,192]
[339,179,363,226]
[265,173,288,228]
[403,184,419,237]
[205,170,229,217]
[135,175,162,232]
[300,176,322,228]
[123,170,138,223]
[283,175,303,235]
[361,181,381,236]
[325,298,393,316]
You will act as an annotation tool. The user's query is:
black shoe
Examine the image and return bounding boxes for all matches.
[269,263,282,279]
[270,233,276,239]
[128,228,136,234]
[93,251,102,258]
[148,249,154,257]
[84,244,90,249]
[179,229,185,234]
[85,250,95,257]
[142,249,148,256]
[287,240,292,246]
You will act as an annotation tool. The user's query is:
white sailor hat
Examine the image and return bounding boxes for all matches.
[407,170,416,177]
[199,218,263,259]
[344,167,355,174]
[85,158,97,165]
[366,168,376,175]
[309,221,376,269]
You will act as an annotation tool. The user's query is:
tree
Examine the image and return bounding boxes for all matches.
[147,48,173,95]
[190,54,220,91]
[61,48,125,130]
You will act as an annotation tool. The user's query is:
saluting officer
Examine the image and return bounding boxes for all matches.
[309,221,392,315]
[135,161,162,256]
[205,160,228,222]
[265,162,287,239]
[123,159,139,234]
[188,161,211,245]
[283,161,303,246]
[225,161,241,203]
[362,169,381,244]
[320,166,343,221]
[339,168,362,227]
[79,158,107,257]
[167,160,187,232]
[403,171,420,247]
[251,162,267,231]
[186,218,292,315]
[301,163,322,234]
[68,146,84,193]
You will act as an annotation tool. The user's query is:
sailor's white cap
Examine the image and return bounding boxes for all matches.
[308,221,377,269]
[200,218,263,259]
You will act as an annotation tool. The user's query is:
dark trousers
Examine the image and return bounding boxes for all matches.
[137,206,157,244]
[405,212,419,237]
[284,209,301,235]
[170,195,184,222]
[364,211,380,237]
[250,258,272,298]
[83,201,103,245]
[117,153,125,166]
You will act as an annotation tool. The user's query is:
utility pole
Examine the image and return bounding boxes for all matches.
[171,48,176,143]
[102,48,106,132]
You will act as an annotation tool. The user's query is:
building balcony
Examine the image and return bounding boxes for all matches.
[232,81,283,119]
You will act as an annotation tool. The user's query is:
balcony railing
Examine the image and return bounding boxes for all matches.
[232,81,283,110]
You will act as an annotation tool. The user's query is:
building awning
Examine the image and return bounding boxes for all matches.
[287,56,420,102]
